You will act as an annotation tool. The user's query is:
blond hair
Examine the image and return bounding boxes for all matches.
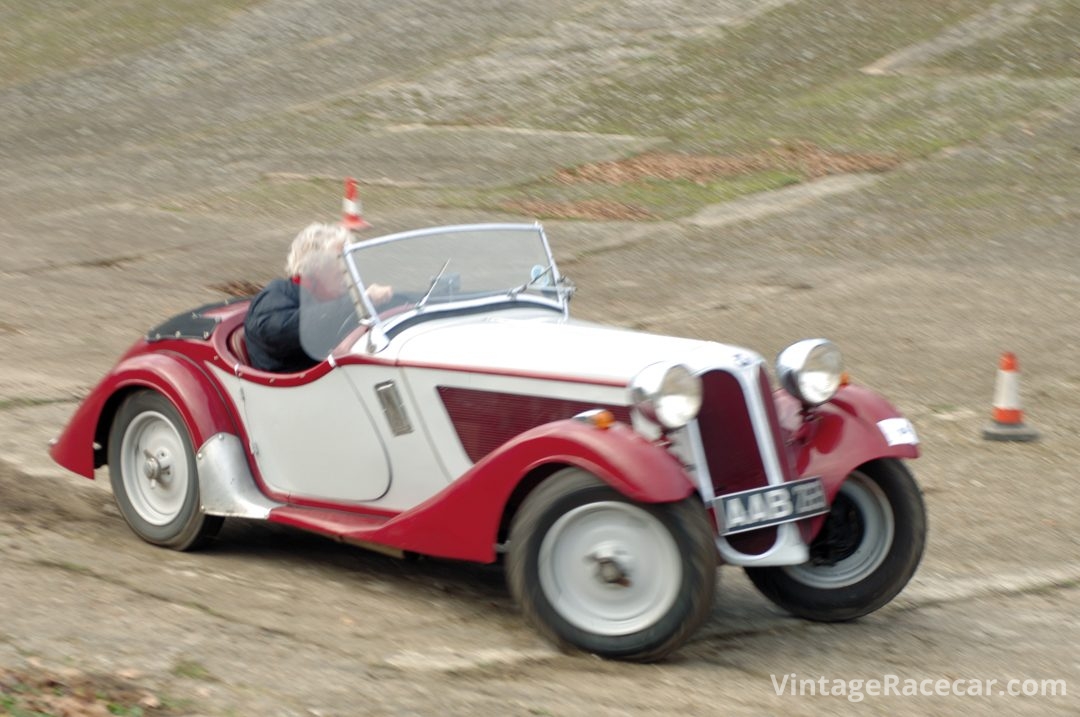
[285,223,351,277]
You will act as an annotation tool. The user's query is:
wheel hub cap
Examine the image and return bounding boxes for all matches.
[589,546,633,587]
[120,412,188,526]
[141,449,172,487]
[538,501,682,636]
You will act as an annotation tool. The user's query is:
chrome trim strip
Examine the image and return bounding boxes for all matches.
[375,380,414,436]
[740,362,787,489]
[196,433,281,518]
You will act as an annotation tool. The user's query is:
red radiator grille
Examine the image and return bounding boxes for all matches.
[698,368,788,556]
[696,369,769,495]
[438,386,632,463]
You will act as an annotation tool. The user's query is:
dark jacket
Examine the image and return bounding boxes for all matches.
[243,278,318,373]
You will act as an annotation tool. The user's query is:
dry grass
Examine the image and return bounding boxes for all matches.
[556,143,901,185]
[499,199,656,221]
[211,279,264,297]
[0,665,176,716]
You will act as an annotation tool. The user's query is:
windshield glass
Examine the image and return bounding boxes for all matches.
[343,224,564,326]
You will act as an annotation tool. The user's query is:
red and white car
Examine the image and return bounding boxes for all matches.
[51,223,925,661]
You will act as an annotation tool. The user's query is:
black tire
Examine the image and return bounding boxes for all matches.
[108,391,223,550]
[507,468,717,661]
[745,458,925,622]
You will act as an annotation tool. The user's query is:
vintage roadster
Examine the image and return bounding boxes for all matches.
[50,222,925,661]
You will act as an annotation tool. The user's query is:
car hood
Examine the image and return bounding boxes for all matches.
[388,310,761,385]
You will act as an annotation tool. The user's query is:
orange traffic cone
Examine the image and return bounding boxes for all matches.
[982,352,1039,442]
[341,176,371,231]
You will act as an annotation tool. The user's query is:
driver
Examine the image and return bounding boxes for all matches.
[244,223,392,373]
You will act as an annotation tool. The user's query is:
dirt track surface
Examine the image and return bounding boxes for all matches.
[2,1,1080,714]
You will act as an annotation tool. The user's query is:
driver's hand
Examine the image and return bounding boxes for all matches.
[366,283,394,307]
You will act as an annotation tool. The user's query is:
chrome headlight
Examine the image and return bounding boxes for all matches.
[629,362,703,429]
[776,339,843,407]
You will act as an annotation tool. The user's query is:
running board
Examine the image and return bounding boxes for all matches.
[268,506,403,558]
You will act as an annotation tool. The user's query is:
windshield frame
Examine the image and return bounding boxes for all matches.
[341,223,567,351]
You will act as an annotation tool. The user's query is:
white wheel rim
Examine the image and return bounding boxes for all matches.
[784,472,894,589]
[538,501,681,636]
[119,411,190,526]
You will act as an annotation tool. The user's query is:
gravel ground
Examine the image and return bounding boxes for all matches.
[2,1,1079,714]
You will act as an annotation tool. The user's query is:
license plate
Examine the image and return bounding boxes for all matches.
[715,477,829,536]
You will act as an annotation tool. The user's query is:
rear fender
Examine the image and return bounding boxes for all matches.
[775,383,920,543]
[373,419,695,563]
[50,347,238,478]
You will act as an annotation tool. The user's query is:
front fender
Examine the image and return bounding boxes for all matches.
[50,344,238,478]
[371,419,695,562]
[775,383,919,542]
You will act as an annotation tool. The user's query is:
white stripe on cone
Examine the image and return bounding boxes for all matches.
[991,368,1022,417]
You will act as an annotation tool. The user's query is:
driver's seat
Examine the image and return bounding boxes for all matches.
[228,327,251,366]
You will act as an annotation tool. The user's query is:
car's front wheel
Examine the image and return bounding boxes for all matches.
[745,458,925,621]
[507,468,717,661]
[108,391,222,550]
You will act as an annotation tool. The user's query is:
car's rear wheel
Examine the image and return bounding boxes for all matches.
[108,391,222,550]
[745,459,925,621]
[507,468,716,661]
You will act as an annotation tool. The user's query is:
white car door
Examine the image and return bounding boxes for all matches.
[223,367,391,503]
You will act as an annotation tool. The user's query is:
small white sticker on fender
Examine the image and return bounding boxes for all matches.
[878,418,919,446]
